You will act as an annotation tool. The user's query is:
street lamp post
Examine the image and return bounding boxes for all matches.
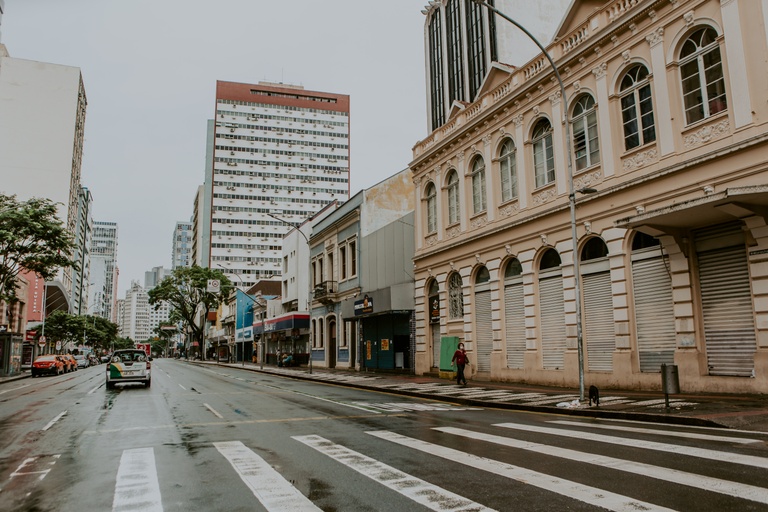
[268,213,312,375]
[471,0,587,402]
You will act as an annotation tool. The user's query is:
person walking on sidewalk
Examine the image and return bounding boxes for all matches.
[451,343,469,386]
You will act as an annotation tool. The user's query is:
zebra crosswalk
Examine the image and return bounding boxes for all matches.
[77,418,768,511]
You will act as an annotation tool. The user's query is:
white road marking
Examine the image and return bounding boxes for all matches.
[178,384,186,390]
[438,426,768,505]
[8,454,61,482]
[203,403,223,419]
[351,401,480,412]
[294,435,497,512]
[0,383,31,395]
[214,441,321,511]
[41,411,67,431]
[367,430,675,512]
[495,422,768,469]
[88,385,101,395]
[549,420,763,445]
[113,448,163,512]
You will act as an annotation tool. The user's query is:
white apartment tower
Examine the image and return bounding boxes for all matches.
[0,45,88,312]
[118,281,150,342]
[70,186,93,315]
[90,221,119,322]
[206,81,350,288]
[172,221,193,269]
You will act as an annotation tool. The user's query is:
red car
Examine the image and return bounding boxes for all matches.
[61,354,78,372]
[31,355,65,377]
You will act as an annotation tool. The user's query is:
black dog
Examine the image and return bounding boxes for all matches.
[589,385,600,407]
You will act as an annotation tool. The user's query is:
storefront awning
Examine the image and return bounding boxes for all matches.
[253,312,309,335]
[615,186,768,235]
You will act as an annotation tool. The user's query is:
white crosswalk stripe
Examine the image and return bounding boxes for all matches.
[495,422,768,469]
[436,426,768,506]
[112,448,163,512]
[214,441,321,511]
[366,429,677,512]
[294,434,497,512]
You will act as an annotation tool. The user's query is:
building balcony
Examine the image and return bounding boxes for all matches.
[313,280,338,304]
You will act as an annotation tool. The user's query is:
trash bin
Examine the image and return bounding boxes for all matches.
[661,364,680,394]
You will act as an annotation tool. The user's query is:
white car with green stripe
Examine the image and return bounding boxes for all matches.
[106,349,151,389]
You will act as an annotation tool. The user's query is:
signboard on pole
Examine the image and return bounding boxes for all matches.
[38,335,47,348]
[206,279,221,293]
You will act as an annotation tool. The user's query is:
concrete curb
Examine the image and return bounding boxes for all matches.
[189,361,728,429]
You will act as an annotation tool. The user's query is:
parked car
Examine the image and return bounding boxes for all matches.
[60,354,77,372]
[106,349,151,389]
[31,355,64,377]
[88,354,99,366]
[74,354,90,369]
[100,354,110,363]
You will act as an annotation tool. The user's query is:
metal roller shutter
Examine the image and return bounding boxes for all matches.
[504,280,525,369]
[475,290,493,372]
[582,268,614,372]
[632,254,676,372]
[540,274,566,369]
[697,245,756,377]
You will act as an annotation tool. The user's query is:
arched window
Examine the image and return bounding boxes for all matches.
[499,139,518,202]
[620,65,656,150]
[425,182,437,234]
[448,273,464,319]
[680,27,726,125]
[475,266,490,284]
[540,249,562,270]
[532,119,555,187]
[581,237,609,260]
[470,157,487,214]
[447,170,460,225]
[572,95,600,170]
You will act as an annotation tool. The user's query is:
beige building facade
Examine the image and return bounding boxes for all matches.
[412,0,768,393]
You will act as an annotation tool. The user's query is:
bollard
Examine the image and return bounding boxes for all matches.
[661,363,680,411]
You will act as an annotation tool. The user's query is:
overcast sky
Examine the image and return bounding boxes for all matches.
[2,0,427,297]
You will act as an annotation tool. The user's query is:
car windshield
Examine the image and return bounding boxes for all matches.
[116,352,146,362]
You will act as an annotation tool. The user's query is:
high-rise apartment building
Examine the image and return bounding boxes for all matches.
[118,281,150,342]
[172,221,193,269]
[205,81,350,288]
[144,266,169,290]
[0,44,87,313]
[90,221,119,322]
[70,187,93,315]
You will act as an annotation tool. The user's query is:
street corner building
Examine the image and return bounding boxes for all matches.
[411,0,768,394]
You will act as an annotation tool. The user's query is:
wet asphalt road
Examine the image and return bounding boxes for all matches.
[1,359,767,512]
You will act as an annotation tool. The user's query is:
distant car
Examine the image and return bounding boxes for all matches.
[106,349,151,389]
[74,354,90,368]
[100,354,110,363]
[31,355,64,377]
[60,354,78,372]
[88,354,99,366]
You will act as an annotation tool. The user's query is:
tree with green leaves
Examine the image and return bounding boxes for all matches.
[0,194,78,303]
[37,311,119,353]
[147,265,231,358]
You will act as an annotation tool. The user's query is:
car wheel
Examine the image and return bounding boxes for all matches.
[106,381,115,390]
[145,379,151,388]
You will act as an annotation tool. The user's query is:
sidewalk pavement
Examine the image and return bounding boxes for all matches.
[4,361,767,432]
[193,361,768,433]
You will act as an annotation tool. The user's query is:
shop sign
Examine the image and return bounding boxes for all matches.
[354,295,373,316]
[429,294,440,324]
[381,339,390,351]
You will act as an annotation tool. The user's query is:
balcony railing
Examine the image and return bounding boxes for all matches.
[313,280,338,304]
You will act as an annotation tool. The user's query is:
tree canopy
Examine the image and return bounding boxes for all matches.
[147,266,231,355]
[37,311,119,353]
[0,194,78,302]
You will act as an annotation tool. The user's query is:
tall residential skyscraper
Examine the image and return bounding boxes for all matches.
[144,266,169,290]
[205,81,350,288]
[70,186,93,315]
[118,281,150,342]
[423,0,570,131]
[0,45,87,312]
[172,221,193,269]
[90,221,119,322]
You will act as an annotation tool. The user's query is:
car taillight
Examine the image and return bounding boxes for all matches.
[146,361,151,369]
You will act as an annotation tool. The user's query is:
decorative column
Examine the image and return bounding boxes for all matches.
[460,265,473,350]
[457,151,469,232]
[518,249,539,368]
[645,27,675,156]
[513,115,528,209]
[763,0,768,56]
[414,176,424,250]
[549,93,568,195]
[434,167,444,241]
[482,134,496,222]
[744,215,768,387]
[604,228,631,375]
[720,0,753,128]
[592,63,616,177]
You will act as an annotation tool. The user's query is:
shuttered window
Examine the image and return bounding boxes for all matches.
[475,290,493,372]
[540,273,566,369]
[632,251,676,372]
[582,261,614,372]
